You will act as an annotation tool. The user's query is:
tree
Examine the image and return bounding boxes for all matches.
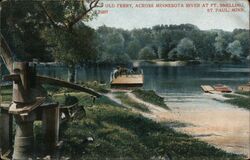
[213,31,233,61]
[39,0,101,33]
[1,1,51,61]
[168,48,178,60]
[44,25,97,82]
[96,27,132,65]
[226,40,243,61]
[152,29,172,60]
[41,0,101,82]
[233,30,250,58]
[127,39,141,59]
[176,38,196,60]
[138,47,156,60]
[196,31,217,61]
[1,0,101,82]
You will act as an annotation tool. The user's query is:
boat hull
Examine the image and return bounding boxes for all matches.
[110,74,143,89]
[201,85,232,94]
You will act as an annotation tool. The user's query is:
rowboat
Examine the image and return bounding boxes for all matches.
[201,84,232,94]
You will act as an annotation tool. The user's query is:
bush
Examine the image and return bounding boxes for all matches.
[132,89,169,109]
[138,46,156,60]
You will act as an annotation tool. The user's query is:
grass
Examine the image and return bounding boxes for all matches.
[235,91,250,97]
[81,81,110,94]
[0,85,12,102]
[115,93,150,112]
[161,121,194,128]
[224,92,250,110]
[132,89,169,109]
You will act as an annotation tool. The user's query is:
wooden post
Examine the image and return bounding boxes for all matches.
[12,115,35,160]
[42,104,60,153]
[0,109,11,154]
[11,62,37,160]
[12,62,36,104]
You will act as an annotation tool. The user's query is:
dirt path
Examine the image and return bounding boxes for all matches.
[106,91,250,158]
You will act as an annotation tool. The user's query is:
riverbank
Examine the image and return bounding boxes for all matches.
[0,85,247,159]
[223,92,250,110]
[110,90,250,158]
[133,59,250,67]
[133,59,194,66]
[21,59,250,69]
[53,90,243,159]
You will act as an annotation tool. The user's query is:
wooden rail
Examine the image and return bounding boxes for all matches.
[0,33,13,73]
[37,75,101,97]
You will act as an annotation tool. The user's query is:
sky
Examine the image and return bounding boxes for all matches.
[86,0,249,31]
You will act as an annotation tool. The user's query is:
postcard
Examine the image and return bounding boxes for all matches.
[0,0,249,159]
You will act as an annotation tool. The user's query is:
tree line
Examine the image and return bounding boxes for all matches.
[96,24,249,64]
[1,1,249,69]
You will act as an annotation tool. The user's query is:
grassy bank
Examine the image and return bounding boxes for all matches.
[115,93,150,112]
[224,92,250,110]
[1,85,244,159]
[132,89,169,109]
[54,92,242,160]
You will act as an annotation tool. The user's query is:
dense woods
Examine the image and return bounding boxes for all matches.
[1,1,249,66]
[96,25,249,64]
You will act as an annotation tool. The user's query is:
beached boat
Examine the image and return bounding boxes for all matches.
[213,84,232,93]
[201,84,232,94]
[238,82,250,92]
[110,67,144,88]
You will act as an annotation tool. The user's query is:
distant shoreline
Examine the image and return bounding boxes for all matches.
[133,59,250,67]
[14,59,249,68]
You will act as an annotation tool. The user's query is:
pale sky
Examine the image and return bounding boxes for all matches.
[86,0,249,31]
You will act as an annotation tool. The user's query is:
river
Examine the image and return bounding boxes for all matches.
[37,63,250,157]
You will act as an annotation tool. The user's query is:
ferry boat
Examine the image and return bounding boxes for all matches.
[110,67,144,88]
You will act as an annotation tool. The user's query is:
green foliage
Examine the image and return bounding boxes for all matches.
[226,40,243,62]
[236,91,250,97]
[176,38,197,60]
[1,0,98,63]
[0,85,12,102]
[127,39,141,59]
[233,29,250,58]
[43,25,97,66]
[82,81,110,94]
[224,92,250,110]
[64,94,79,105]
[138,46,156,60]
[213,31,235,61]
[96,25,249,63]
[1,1,52,61]
[96,27,131,65]
[132,89,169,109]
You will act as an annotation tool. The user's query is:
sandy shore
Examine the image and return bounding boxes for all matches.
[107,91,250,158]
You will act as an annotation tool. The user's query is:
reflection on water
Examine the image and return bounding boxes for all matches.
[37,64,250,93]
[37,63,250,156]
